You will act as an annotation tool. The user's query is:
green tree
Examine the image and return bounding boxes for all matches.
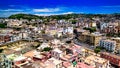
[0,23,7,28]
[71,20,77,24]
[94,48,101,54]
[0,49,3,53]
[83,27,96,33]
[42,47,52,52]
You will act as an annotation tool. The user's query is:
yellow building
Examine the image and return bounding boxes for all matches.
[78,33,102,46]
[89,22,97,27]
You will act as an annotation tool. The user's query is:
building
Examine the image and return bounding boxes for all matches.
[45,26,57,36]
[100,22,109,30]
[63,27,73,34]
[62,62,94,68]
[78,32,102,46]
[111,37,120,51]
[102,25,120,34]
[100,52,120,68]
[0,34,11,44]
[51,48,63,59]
[111,37,120,43]
[85,55,110,68]
[89,22,97,27]
[45,57,62,68]
[19,32,28,39]
[99,40,116,51]
[77,29,90,35]
[7,19,22,27]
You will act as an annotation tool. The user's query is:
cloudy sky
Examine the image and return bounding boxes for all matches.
[0,0,120,17]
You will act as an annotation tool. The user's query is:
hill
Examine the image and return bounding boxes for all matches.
[8,13,120,20]
[9,14,43,20]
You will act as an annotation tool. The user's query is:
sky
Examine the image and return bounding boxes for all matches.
[0,0,120,17]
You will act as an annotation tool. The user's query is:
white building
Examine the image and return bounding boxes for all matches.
[100,23,109,30]
[37,42,50,50]
[51,48,62,59]
[19,32,28,39]
[63,27,73,34]
[99,40,116,51]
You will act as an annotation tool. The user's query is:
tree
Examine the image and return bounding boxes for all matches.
[71,20,77,24]
[66,40,71,44]
[42,47,52,52]
[94,48,101,54]
[0,23,7,28]
[90,27,96,33]
[73,29,77,34]
[41,30,45,34]
[0,49,3,53]
[83,27,96,33]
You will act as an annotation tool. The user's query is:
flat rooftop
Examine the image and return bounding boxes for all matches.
[85,55,108,64]
[101,52,120,60]
[111,37,120,40]
[102,40,116,43]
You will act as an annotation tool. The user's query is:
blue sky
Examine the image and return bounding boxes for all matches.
[0,0,120,17]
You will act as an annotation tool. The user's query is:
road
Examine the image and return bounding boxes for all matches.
[73,38,95,51]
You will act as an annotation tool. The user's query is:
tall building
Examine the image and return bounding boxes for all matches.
[99,40,116,51]
[78,32,102,46]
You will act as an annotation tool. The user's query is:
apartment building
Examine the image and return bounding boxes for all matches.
[78,32,102,46]
[100,52,120,68]
[99,40,116,51]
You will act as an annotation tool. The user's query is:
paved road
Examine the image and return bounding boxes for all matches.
[73,39,95,51]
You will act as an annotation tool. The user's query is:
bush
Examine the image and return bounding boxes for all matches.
[94,48,101,54]
[0,49,3,53]
[0,23,7,28]
[42,47,52,52]
[66,41,71,44]
[83,27,96,33]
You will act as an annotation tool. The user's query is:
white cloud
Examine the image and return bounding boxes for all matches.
[62,12,74,14]
[34,12,75,16]
[0,9,24,12]
[35,13,59,16]
[33,8,60,12]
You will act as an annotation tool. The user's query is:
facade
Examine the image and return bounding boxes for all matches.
[0,34,11,44]
[100,52,120,67]
[111,37,120,43]
[7,19,22,27]
[100,22,109,30]
[99,40,116,51]
[78,33,102,46]
[51,48,63,59]
[89,22,97,27]
[102,25,120,34]
[111,37,120,51]
[19,32,28,39]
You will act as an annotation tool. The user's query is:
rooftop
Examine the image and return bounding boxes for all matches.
[101,52,120,60]
[53,48,62,53]
[111,37,120,40]
[47,57,62,65]
[85,55,108,64]
[102,39,116,43]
